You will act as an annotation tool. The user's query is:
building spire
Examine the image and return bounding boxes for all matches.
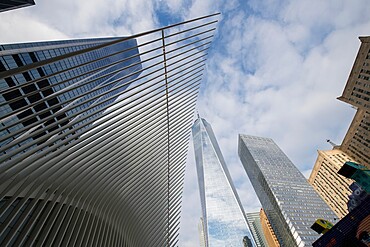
[326,139,340,150]
[326,139,338,147]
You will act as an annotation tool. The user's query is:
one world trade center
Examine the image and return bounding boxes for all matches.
[192,116,255,247]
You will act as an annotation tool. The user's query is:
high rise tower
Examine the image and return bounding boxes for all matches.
[308,149,355,219]
[245,211,269,247]
[198,217,206,247]
[337,36,370,168]
[0,14,220,246]
[259,209,280,247]
[192,117,254,247]
[238,135,337,247]
[0,37,141,154]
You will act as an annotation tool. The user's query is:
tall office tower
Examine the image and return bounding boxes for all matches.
[259,209,280,247]
[0,37,141,154]
[0,0,35,12]
[245,211,268,247]
[198,217,206,247]
[192,117,255,247]
[339,108,370,167]
[308,149,356,219]
[337,36,370,168]
[0,14,220,246]
[238,135,337,247]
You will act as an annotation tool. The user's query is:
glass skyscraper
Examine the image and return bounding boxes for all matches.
[245,211,268,247]
[0,13,220,246]
[198,217,206,247]
[192,117,254,247]
[0,37,141,155]
[238,135,337,247]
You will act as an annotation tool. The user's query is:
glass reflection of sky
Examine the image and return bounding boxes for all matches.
[238,135,338,247]
[192,118,254,247]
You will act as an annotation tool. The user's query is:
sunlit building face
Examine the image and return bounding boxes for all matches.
[238,135,337,247]
[192,117,254,247]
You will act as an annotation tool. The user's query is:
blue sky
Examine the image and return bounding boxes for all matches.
[1,0,370,246]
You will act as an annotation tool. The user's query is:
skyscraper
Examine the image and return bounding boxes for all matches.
[339,109,370,167]
[192,117,254,247]
[0,37,141,155]
[0,0,35,13]
[308,149,355,219]
[245,210,268,247]
[337,36,370,168]
[238,135,337,247]
[198,217,206,247]
[0,13,220,246]
[338,36,370,111]
[259,208,280,247]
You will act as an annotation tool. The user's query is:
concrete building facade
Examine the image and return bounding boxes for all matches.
[339,109,370,168]
[338,36,370,168]
[245,210,268,247]
[308,150,355,219]
[259,208,280,247]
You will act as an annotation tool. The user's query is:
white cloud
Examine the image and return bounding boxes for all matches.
[0,12,68,43]
[0,0,157,44]
[181,1,370,245]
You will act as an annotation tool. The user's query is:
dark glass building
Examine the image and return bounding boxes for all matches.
[238,135,337,247]
[0,13,220,246]
[313,196,370,247]
[0,0,35,13]
[0,37,141,155]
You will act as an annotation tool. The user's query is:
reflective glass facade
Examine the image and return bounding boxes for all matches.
[198,217,206,247]
[0,14,220,246]
[192,118,254,247]
[238,135,337,247]
[0,37,141,154]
